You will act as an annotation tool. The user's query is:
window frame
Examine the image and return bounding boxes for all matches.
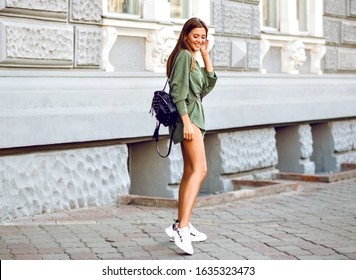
[261,0,318,36]
[297,0,309,34]
[103,0,210,24]
[262,0,280,32]
[103,0,141,19]
[169,0,192,21]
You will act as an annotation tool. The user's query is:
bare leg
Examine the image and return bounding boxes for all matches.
[178,123,207,228]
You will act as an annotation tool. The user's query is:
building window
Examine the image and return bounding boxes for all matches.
[107,0,139,15]
[262,0,317,35]
[262,0,280,30]
[297,0,309,32]
[170,0,191,19]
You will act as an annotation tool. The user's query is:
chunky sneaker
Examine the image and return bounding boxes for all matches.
[189,223,207,242]
[165,220,179,240]
[165,221,207,242]
[172,226,193,255]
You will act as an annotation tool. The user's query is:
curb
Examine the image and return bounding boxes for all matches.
[118,180,299,208]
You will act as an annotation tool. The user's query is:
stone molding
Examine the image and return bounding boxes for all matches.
[2,71,356,149]
[0,0,68,20]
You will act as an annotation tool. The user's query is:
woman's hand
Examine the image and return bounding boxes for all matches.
[200,39,209,57]
[181,114,194,141]
[184,122,194,141]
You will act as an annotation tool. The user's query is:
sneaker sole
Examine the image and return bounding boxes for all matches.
[174,239,194,255]
[170,236,207,242]
[166,227,207,242]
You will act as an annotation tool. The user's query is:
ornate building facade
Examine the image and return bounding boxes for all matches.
[0,0,356,221]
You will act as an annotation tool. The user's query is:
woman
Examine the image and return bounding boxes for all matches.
[164,18,217,255]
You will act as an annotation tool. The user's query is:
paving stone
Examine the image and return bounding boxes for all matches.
[0,179,355,260]
[42,253,70,260]
[68,252,99,260]
[13,254,42,260]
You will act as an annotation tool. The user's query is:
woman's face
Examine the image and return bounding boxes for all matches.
[186,27,207,53]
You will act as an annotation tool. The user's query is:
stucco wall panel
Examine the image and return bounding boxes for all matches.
[218,128,278,174]
[0,20,73,67]
[0,145,130,221]
[325,0,346,16]
[75,26,103,67]
[71,0,102,23]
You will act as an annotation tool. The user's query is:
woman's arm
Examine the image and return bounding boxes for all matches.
[200,40,213,73]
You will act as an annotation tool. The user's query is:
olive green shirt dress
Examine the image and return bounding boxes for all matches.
[169,49,218,144]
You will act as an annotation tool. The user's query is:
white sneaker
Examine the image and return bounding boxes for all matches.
[189,223,207,242]
[165,221,178,241]
[165,221,207,242]
[172,226,193,255]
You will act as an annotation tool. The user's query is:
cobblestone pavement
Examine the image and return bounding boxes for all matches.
[1,179,356,260]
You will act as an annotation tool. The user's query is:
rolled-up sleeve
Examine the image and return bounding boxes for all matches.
[169,50,191,116]
[201,68,218,98]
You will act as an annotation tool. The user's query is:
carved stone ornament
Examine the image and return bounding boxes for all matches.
[281,40,307,74]
[310,44,326,75]
[260,39,270,74]
[146,27,177,72]
[102,26,118,72]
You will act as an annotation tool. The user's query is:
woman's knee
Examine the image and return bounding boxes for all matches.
[202,165,208,180]
[197,164,207,181]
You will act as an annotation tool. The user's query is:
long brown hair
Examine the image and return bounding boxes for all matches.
[166,17,208,77]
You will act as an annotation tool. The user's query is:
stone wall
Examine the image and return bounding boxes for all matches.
[0,0,103,69]
[211,0,260,71]
[1,0,356,222]
[0,144,130,221]
[203,128,278,194]
[323,0,356,72]
[312,120,356,172]
[276,125,315,174]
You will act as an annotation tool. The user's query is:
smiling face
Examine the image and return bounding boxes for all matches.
[185,27,207,53]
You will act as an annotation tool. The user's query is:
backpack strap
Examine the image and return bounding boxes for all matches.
[153,122,176,158]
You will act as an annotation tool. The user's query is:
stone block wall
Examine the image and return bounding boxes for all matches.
[211,0,261,71]
[202,128,278,194]
[0,144,130,222]
[129,140,183,199]
[0,0,103,69]
[323,0,356,72]
[276,125,315,174]
[312,120,356,172]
